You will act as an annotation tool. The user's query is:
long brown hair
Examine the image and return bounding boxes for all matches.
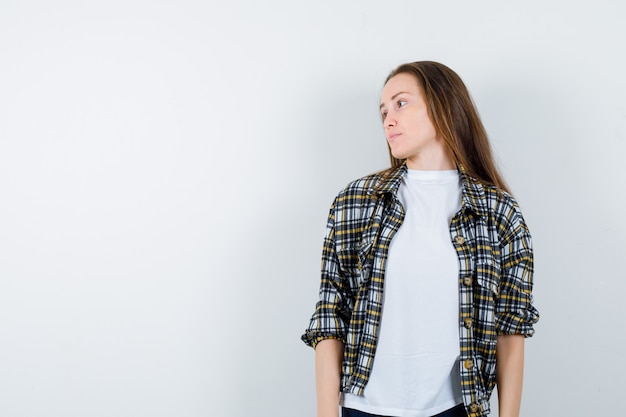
[383,61,510,194]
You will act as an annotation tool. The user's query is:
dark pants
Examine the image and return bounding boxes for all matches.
[342,403,467,417]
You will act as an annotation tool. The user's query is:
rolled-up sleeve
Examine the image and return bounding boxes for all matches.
[301,200,352,349]
[495,203,540,337]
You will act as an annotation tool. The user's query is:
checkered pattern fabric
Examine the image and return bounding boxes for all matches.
[302,163,539,417]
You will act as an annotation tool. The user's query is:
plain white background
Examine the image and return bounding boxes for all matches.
[1,1,625,416]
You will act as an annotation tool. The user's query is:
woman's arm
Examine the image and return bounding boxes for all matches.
[315,338,344,417]
[496,334,525,417]
[493,195,538,417]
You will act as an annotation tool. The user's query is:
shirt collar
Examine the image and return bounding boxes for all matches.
[377,162,489,218]
[374,163,407,195]
[458,164,489,218]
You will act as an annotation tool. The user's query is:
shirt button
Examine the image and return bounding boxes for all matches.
[469,403,480,413]
[454,235,466,245]
[464,359,474,369]
[464,318,473,329]
[463,276,472,286]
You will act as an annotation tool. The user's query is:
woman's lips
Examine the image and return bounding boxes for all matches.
[388,132,401,142]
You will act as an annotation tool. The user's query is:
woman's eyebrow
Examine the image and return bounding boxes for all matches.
[379,91,410,109]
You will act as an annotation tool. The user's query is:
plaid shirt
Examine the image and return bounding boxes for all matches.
[302,163,539,417]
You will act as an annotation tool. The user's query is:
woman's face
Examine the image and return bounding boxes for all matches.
[380,73,444,168]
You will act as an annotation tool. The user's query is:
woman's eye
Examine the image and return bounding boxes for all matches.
[397,100,407,108]
[381,111,388,120]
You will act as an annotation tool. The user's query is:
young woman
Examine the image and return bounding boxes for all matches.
[302,61,539,417]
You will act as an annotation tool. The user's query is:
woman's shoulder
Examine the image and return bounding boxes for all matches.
[461,172,520,212]
[475,182,530,237]
[339,170,386,196]
[335,166,404,199]
[327,169,394,218]
[485,185,523,215]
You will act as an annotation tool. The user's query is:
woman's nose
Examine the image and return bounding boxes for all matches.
[385,111,397,127]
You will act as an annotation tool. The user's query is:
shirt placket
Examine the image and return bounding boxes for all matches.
[451,211,486,417]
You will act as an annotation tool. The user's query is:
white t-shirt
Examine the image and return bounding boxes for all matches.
[342,169,463,417]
